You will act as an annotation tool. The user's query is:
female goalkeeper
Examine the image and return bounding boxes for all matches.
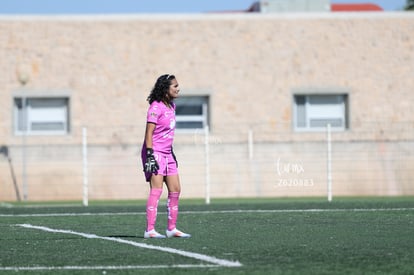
[141,74,191,239]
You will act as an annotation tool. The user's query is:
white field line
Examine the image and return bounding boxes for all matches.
[16,224,242,268]
[0,264,219,271]
[0,202,14,208]
[1,207,414,217]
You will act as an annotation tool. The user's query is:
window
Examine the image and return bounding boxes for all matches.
[293,94,348,131]
[175,96,209,130]
[14,97,70,135]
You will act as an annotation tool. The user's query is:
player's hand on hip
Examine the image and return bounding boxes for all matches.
[145,148,159,173]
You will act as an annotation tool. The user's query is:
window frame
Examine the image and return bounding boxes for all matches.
[13,91,71,136]
[292,90,349,132]
[174,95,209,133]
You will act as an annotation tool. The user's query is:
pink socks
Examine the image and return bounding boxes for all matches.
[146,188,163,232]
[167,192,180,231]
[146,189,180,232]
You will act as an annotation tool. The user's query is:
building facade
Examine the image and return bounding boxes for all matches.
[0,13,413,202]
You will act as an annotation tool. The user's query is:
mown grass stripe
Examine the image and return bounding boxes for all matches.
[2,207,414,217]
[16,224,242,268]
[0,264,219,271]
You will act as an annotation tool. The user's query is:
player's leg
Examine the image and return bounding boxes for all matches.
[165,173,191,238]
[144,174,165,238]
[165,174,181,230]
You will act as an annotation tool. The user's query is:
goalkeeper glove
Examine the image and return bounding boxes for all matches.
[145,148,159,173]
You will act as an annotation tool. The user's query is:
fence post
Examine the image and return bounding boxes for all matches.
[326,124,332,202]
[204,125,210,204]
[248,129,254,160]
[21,96,28,201]
[82,127,89,207]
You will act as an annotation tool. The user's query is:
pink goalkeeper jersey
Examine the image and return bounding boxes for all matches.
[145,101,176,154]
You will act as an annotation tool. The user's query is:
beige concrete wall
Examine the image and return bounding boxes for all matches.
[0,13,413,201]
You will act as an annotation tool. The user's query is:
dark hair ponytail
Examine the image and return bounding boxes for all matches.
[147,74,175,104]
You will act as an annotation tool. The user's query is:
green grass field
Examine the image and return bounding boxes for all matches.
[1,197,414,274]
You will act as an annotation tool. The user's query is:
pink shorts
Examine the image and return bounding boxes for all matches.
[141,150,178,182]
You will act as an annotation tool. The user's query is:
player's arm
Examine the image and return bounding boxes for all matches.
[145,122,156,149]
[144,122,159,173]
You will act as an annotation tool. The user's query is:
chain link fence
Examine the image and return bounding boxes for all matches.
[1,121,413,203]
